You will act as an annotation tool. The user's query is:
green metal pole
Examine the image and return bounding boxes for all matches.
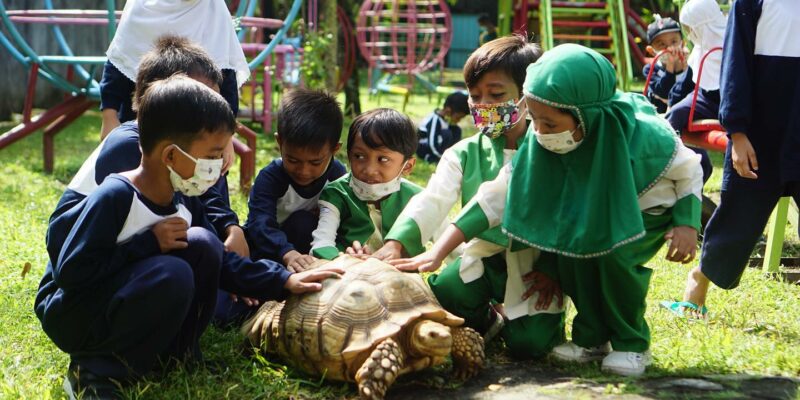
[764,197,790,274]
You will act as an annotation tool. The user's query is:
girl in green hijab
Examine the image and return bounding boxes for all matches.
[394,44,704,376]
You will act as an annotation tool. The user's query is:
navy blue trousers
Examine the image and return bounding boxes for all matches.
[71,227,222,380]
[700,183,800,289]
[667,89,719,184]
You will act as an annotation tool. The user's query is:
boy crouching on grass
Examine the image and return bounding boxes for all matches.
[35,75,342,399]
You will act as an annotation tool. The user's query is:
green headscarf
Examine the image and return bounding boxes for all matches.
[503,44,679,258]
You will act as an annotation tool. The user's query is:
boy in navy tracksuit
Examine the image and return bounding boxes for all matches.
[36,76,342,399]
[416,91,469,163]
[244,89,346,272]
[672,0,800,318]
[642,15,694,114]
[642,15,713,184]
[54,36,251,327]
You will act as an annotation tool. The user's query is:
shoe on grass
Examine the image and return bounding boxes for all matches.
[550,341,611,363]
[660,300,708,321]
[63,363,122,400]
[601,350,652,377]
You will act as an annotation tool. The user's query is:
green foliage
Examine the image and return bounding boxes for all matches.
[299,28,336,91]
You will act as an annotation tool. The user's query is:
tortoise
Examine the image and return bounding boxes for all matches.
[241,255,485,399]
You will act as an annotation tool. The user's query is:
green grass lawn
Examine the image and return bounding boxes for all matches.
[0,88,798,399]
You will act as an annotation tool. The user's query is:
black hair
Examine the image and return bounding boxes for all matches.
[478,13,493,25]
[138,74,235,155]
[443,91,469,115]
[133,35,223,111]
[347,108,417,160]
[277,88,343,150]
[464,34,542,93]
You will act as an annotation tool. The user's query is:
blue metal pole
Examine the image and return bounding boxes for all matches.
[246,0,302,70]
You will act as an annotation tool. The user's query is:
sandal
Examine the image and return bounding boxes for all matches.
[659,300,709,320]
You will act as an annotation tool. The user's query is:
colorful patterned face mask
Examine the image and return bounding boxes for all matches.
[469,98,524,139]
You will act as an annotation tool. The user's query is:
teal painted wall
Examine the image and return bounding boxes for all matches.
[447,14,481,69]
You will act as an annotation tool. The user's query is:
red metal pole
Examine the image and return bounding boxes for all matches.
[43,98,94,173]
[23,64,39,124]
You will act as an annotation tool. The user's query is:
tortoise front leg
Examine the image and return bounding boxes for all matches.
[451,326,485,380]
[355,338,404,400]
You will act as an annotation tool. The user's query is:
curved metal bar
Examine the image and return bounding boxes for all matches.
[44,0,97,91]
[0,1,83,93]
[246,0,302,70]
[0,28,27,64]
[236,0,259,41]
[105,0,116,41]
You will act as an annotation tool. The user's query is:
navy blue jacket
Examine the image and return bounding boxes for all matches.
[35,175,290,352]
[643,63,696,113]
[719,0,800,190]
[50,122,239,239]
[245,159,346,261]
[417,111,462,163]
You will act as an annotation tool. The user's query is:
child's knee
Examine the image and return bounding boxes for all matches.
[146,258,195,307]
[186,227,224,260]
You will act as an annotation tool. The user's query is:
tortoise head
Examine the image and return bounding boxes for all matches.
[409,320,452,358]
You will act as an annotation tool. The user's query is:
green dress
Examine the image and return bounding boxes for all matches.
[472,44,701,352]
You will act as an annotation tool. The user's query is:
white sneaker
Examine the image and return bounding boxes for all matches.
[550,341,611,363]
[601,350,652,377]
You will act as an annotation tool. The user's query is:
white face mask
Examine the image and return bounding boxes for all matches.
[534,127,583,154]
[167,145,223,197]
[348,162,408,202]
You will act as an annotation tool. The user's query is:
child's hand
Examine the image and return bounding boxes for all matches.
[664,226,698,263]
[100,108,121,139]
[731,133,759,179]
[283,250,316,272]
[224,225,250,258]
[345,240,372,259]
[283,266,345,294]
[152,217,189,253]
[370,240,405,261]
[521,271,564,310]
[390,250,445,273]
[228,292,260,307]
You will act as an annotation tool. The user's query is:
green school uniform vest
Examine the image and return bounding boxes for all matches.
[313,173,422,260]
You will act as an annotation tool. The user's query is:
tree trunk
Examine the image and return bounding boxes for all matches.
[321,0,339,92]
[340,0,361,116]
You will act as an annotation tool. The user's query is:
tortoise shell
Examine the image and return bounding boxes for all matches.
[243,256,464,381]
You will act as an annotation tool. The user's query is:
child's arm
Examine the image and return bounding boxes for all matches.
[48,183,160,290]
[663,144,703,263]
[94,126,143,183]
[220,251,344,300]
[645,63,679,101]
[720,0,759,179]
[245,166,297,262]
[310,199,343,260]
[199,177,248,257]
[381,149,465,257]
[391,165,511,272]
[98,61,134,139]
